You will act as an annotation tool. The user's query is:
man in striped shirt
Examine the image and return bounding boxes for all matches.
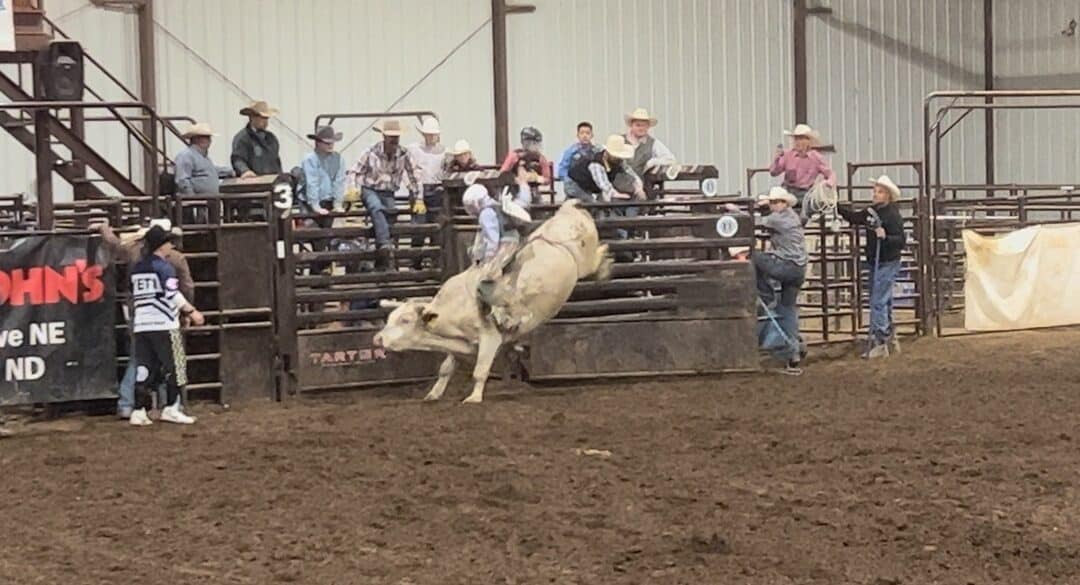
[128,226,205,426]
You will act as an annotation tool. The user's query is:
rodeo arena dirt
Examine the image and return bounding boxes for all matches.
[3,1,1080,584]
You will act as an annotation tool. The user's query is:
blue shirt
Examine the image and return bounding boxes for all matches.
[556,142,598,180]
[301,150,345,208]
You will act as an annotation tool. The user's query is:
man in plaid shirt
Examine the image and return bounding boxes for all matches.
[348,119,421,271]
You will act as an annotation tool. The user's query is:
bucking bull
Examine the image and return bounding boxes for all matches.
[373,200,612,403]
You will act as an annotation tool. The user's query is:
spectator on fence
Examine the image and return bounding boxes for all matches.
[728,186,807,375]
[348,119,421,271]
[564,134,643,203]
[769,124,837,216]
[407,117,447,267]
[300,125,346,274]
[556,121,598,181]
[231,100,283,178]
[444,140,481,174]
[176,123,235,196]
[500,126,552,189]
[128,226,205,426]
[96,219,194,419]
[838,175,905,359]
[622,107,676,193]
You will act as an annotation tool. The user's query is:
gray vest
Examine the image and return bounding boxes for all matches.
[629,135,655,177]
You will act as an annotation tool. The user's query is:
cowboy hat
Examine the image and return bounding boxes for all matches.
[764,186,798,206]
[870,175,902,201]
[307,125,343,143]
[448,139,472,155]
[239,100,279,118]
[181,122,217,139]
[603,134,634,159]
[416,116,441,135]
[624,107,658,127]
[783,123,816,138]
[143,225,179,253]
[376,119,405,137]
[134,218,183,240]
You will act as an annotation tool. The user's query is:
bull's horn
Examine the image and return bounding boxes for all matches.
[379,299,405,309]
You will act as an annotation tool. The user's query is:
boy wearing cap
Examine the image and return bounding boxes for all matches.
[770,123,837,215]
[838,175,906,358]
[128,226,205,426]
[500,127,552,188]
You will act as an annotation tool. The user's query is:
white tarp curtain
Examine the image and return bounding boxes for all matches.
[0,0,13,52]
[964,223,1080,331]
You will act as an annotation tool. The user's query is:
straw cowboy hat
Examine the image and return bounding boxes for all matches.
[624,107,658,127]
[376,119,405,137]
[783,123,818,139]
[181,122,217,139]
[763,185,798,206]
[416,116,441,135]
[448,139,472,155]
[239,100,279,118]
[603,134,634,159]
[307,125,343,143]
[871,175,902,201]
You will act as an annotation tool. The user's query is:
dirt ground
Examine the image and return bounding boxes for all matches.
[2,329,1080,585]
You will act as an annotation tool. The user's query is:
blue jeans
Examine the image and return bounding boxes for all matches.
[867,258,901,344]
[117,360,166,412]
[753,253,806,361]
[361,188,397,247]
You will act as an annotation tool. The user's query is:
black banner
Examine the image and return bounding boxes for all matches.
[0,234,116,406]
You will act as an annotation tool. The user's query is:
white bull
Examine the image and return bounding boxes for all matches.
[373,200,612,403]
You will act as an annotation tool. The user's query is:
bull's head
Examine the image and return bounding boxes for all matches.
[372,300,439,352]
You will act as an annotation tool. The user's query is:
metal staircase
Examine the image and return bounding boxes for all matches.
[1,0,188,206]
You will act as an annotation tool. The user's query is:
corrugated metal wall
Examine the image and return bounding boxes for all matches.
[3,1,1079,200]
[807,0,987,188]
[154,0,494,178]
[993,0,1080,184]
[507,0,793,195]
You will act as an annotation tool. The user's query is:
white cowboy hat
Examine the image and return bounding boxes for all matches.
[375,119,405,137]
[181,122,217,139]
[448,139,472,155]
[416,116,441,135]
[603,134,634,159]
[500,188,533,224]
[133,218,182,240]
[763,186,798,206]
[624,107,658,127]
[783,123,816,138]
[870,175,902,201]
[239,100,279,118]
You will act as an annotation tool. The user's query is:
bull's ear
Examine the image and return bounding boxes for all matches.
[380,299,405,309]
[421,310,439,325]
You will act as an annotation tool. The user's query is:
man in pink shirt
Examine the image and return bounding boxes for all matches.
[770,124,836,218]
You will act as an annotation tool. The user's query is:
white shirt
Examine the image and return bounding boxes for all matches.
[407,142,447,186]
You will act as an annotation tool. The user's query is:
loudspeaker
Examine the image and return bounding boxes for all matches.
[34,41,85,101]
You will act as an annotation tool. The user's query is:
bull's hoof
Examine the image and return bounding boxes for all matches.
[423,392,442,402]
[461,395,483,404]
